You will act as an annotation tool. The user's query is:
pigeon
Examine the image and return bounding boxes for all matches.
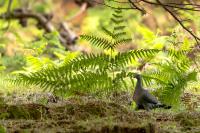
[132,74,171,111]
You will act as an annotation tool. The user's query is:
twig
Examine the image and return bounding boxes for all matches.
[91,0,136,9]
[141,0,200,11]
[128,0,146,14]
[155,0,200,43]
[67,2,88,22]
[92,0,200,43]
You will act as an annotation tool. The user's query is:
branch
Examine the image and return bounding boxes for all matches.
[92,0,200,43]
[128,0,146,14]
[67,2,88,22]
[0,8,78,50]
[155,0,200,43]
[141,0,200,11]
[91,0,136,9]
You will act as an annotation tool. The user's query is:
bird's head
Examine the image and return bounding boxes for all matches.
[133,73,141,80]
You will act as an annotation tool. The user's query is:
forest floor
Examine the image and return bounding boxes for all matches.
[0,92,199,133]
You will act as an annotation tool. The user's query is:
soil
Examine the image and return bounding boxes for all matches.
[0,94,199,133]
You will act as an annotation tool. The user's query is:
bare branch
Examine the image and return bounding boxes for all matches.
[141,0,200,11]
[128,0,146,14]
[155,0,200,43]
[90,0,200,43]
[0,9,78,50]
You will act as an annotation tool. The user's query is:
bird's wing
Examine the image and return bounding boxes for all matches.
[142,90,158,104]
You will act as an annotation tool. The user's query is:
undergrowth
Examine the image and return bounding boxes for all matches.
[10,6,198,108]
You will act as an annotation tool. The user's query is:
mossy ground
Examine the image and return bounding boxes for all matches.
[0,92,199,133]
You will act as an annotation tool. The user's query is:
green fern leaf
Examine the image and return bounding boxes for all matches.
[111,18,124,24]
[114,26,126,31]
[113,38,132,48]
[80,35,112,50]
[114,49,160,67]
[101,25,115,38]
[112,13,123,18]
[63,54,110,72]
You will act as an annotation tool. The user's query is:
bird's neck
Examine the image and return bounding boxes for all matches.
[136,78,142,90]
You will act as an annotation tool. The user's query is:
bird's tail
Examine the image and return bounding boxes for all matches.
[156,104,171,109]
[150,103,171,109]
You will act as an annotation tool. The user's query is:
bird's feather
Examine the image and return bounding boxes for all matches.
[142,90,158,104]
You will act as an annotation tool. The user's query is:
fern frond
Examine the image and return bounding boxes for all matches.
[112,13,123,18]
[142,56,196,106]
[114,26,126,31]
[113,70,130,90]
[12,67,113,94]
[114,49,160,67]
[62,54,110,72]
[142,74,168,86]
[114,9,122,14]
[113,32,127,39]
[13,69,65,92]
[80,35,112,50]
[111,18,124,24]
[69,71,112,92]
[113,38,132,48]
[166,49,188,58]
[161,76,187,105]
[101,25,115,38]
[176,60,190,72]
[101,25,127,40]
[143,70,170,83]
[26,56,43,69]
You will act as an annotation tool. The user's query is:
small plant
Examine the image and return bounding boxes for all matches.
[141,33,198,107]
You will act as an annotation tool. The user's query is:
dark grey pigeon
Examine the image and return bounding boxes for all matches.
[132,74,171,111]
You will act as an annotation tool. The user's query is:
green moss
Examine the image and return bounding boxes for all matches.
[175,112,200,127]
[0,95,199,132]
[7,105,30,119]
[2,104,47,120]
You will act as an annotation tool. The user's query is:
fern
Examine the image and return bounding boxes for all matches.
[59,54,110,74]
[10,8,161,96]
[142,55,197,107]
[80,35,112,50]
[165,49,189,59]
[13,68,64,92]
[114,49,160,68]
